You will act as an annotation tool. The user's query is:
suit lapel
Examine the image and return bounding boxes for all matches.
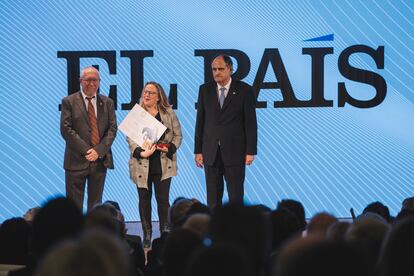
[96,94,104,136]
[76,92,91,127]
[209,83,221,112]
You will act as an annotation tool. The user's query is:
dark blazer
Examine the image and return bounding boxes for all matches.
[60,91,117,170]
[194,79,257,166]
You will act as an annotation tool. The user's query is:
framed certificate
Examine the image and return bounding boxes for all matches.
[119,104,167,149]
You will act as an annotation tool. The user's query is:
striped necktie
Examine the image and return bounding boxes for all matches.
[86,97,100,146]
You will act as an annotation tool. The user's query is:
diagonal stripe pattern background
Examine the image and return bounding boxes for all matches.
[0,0,413,222]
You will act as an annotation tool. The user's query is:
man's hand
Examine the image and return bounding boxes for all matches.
[195,153,204,168]
[86,148,99,162]
[245,154,255,165]
[141,144,156,158]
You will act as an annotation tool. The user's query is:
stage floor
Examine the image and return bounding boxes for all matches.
[125,221,160,239]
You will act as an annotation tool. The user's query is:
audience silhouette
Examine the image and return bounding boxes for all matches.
[1,195,412,276]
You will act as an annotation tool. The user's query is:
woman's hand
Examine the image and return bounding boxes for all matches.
[140,144,156,158]
[156,144,169,153]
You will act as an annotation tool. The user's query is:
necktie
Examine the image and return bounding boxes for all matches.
[86,97,100,146]
[219,87,226,108]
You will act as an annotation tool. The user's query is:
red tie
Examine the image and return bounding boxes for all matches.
[86,97,100,146]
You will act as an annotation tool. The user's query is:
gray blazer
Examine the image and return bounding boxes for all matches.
[127,108,182,188]
[60,92,117,170]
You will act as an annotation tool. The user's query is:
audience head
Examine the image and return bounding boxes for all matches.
[363,201,393,223]
[184,243,251,276]
[346,216,389,269]
[395,208,414,223]
[35,229,131,276]
[85,203,124,238]
[168,197,196,229]
[276,236,374,276]
[252,204,272,214]
[32,197,83,259]
[104,200,121,212]
[402,197,414,210]
[185,202,211,217]
[269,208,302,252]
[357,211,387,224]
[326,221,351,243]
[277,199,307,231]
[183,213,211,238]
[209,203,269,276]
[0,217,31,265]
[307,212,337,237]
[163,228,203,276]
[377,218,414,276]
[23,206,40,223]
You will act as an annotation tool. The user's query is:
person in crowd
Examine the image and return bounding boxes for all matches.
[401,197,414,210]
[307,212,337,237]
[326,221,351,242]
[363,201,393,223]
[184,243,251,276]
[209,203,269,276]
[10,197,83,276]
[269,208,302,253]
[277,199,307,232]
[346,215,389,270]
[23,206,40,223]
[377,218,414,276]
[168,197,198,230]
[275,236,374,276]
[162,229,203,276]
[85,203,146,276]
[35,229,133,276]
[0,217,31,265]
[127,81,182,248]
[85,203,123,238]
[182,213,211,238]
[395,208,414,222]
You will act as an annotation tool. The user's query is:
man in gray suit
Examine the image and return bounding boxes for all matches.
[60,66,117,211]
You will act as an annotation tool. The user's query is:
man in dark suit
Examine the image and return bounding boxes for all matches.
[194,55,257,208]
[60,66,117,211]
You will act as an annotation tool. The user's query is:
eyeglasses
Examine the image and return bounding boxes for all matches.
[82,78,100,83]
[143,90,158,96]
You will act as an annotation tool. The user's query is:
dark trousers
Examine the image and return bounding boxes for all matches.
[204,148,245,209]
[65,160,107,212]
[138,175,171,239]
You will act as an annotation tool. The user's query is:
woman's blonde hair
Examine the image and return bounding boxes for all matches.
[140,81,171,114]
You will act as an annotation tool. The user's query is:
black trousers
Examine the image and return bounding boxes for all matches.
[204,148,245,209]
[138,174,171,238]
[65,160,107,212]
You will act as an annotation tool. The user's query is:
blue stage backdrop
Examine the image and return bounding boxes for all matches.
[0,0,413,221]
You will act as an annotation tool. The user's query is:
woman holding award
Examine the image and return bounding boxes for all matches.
[127,81,182,248]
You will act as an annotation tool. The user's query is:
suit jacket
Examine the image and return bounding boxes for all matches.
[127,108,182,188]
[60,91,117,170]
[194,79,257,166]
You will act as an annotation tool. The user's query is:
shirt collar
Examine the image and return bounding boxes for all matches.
[81,89,97,100]
[218,77,232,91]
